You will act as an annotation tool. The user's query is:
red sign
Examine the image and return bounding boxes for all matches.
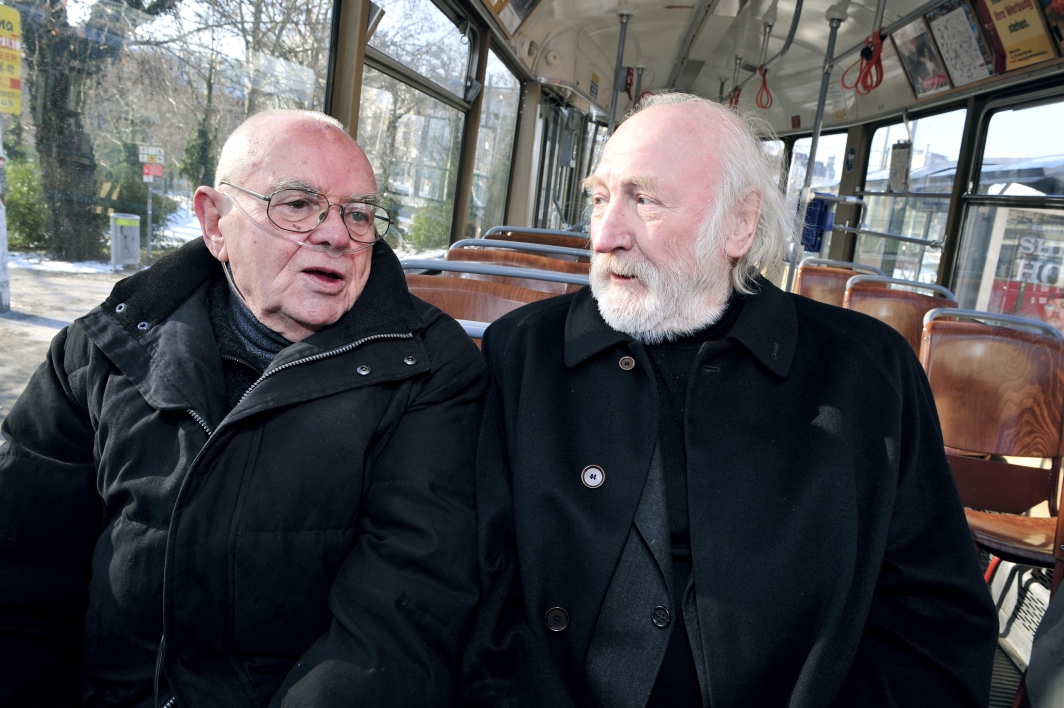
[790,115,801,129]
[142,163,163,178]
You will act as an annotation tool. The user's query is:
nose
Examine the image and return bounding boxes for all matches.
[307,203,351,247]
[591,196,635,255]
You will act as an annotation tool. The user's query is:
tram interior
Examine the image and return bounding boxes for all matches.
[1,0,1063,703]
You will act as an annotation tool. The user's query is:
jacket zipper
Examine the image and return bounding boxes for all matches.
[157,331,411,704]
[236,332,412,406]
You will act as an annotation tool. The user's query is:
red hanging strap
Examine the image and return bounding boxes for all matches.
[727,87,741,108]
[755,66,773,109]
[841,30,885,95]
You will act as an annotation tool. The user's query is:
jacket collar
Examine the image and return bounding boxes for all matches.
[563,276,797,378]
[102,238,423,347]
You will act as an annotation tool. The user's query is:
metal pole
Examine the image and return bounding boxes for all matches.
[0,118,8,313]
[872,0,887,36]
[633,66,645,107]
[719,77,727,102]
[146,181,153,261]
[785,6,846,292]
[607,12,632,134]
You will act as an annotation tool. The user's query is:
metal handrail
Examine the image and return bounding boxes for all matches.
[400,259,590,286]
[450,238,591,258]
[827,0,951,70]
[734,0,805,92]
[484,225,591,239]
[799,258,886,276]
[845,275,956,301]
[832,224,944,248]
[924,308,1064,339]
[856,190,955,199]
[457,320,489,338]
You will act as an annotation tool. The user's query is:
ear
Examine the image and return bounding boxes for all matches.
[725,187,763,260]
[195,186,230,263]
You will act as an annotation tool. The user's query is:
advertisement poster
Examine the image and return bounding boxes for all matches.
[987,209,1064,329]
[927,1,996,85]
[0,5,21,115]
[1040,0,1064,52]
[975,0,1057,70]
[491,0,541,35]
[892,18,953,97]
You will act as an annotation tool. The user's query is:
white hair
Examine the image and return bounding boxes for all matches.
[629,92,797,294]
[215,110,351,188]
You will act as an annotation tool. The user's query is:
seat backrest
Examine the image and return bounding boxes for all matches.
[444,249,588,294]
[794,266,863,307]
[920,318,1064,459]
[486,230,591,252]
[844,283,957,352]
[405,274,553,325]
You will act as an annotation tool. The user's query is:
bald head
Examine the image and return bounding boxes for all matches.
[215,110,373,191]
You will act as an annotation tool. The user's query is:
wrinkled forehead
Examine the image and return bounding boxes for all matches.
[594,105,722,194]
[247,122,377,197]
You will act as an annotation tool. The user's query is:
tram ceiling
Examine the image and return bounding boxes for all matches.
[482,0,1064,134]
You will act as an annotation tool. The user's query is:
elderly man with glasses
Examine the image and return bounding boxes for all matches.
[0,110,485,707]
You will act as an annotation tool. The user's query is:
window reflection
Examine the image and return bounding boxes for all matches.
[358,66,464,254]
[6,0,333,261]
[468,51,520,239]
[368,0,470,99]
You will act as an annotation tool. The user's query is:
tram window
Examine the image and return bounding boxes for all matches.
[367,0,470,99]
[5,0,333,261]
[763,140,786,183]
[953,99,1064,328]
[857,109,967,283]
[358,67,464,254]
[786,133,848,204]
[468,52,521,239]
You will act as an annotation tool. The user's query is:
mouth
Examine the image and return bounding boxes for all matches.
[610,271,638,282]
[302,267,346,288]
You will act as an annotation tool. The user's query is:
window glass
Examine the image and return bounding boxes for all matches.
[358,66,464,255]
[953,98,1064,327]
[5,0,333,262]
[786,133,848,202]
[978,102,1064,196]
[855,108,967,282]
[763,139,786,181]
[468,51,520,239]
[368,0,470,99]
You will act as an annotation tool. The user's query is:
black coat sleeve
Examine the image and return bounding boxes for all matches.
[459,323,579,708]
[0,326,104,707]
[834,351,998,707]
[271,314,486,708]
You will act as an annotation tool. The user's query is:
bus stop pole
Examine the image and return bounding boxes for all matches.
[146,182,153,262]
[0,118,8,314]
[785,3,847,292]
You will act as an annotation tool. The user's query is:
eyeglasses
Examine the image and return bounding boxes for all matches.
[219,181,393,243]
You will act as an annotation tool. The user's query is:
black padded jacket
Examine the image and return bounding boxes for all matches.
[0,239,486,707]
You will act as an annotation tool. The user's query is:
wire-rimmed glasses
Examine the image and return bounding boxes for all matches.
[220,180,393,243]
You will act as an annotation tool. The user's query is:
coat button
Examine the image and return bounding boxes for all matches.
[357,364,371,376]
[115,303,127,313]
[581,465,605,489]
[618,356,636,371]
[137,321,151,331]
[651,606,671,628]
[545,607,569,632]
[403,355,417,365]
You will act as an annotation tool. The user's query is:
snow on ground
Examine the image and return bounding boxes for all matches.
[166,206,203,243]
[6,252,118,274]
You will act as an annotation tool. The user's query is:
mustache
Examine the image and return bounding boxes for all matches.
[591,251,652,281]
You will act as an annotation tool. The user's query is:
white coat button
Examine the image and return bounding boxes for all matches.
[581,465,605,489]
[357,365,371,376]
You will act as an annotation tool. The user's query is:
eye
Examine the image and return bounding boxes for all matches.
[637,196,654,205]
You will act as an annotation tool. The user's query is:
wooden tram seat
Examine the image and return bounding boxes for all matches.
[406,274,552,347]
[793,258,885,307]
[444,248,589,295]
[920,308,1064,595]
[842,275,957,353]
[483,227,590,255]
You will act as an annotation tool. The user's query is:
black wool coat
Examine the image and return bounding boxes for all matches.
[460,279,999,708]
[0,239,486,707]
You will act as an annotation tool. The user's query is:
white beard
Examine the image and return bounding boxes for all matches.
[589,212,734,344]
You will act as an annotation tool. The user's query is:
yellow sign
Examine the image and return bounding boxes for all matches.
[985,0,1057,70]
[0,5,20,115]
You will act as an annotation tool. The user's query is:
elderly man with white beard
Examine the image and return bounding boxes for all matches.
[459,93,998,708]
